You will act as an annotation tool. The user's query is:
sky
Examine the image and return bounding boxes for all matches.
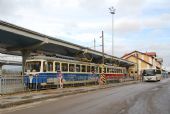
[0,0,170,70]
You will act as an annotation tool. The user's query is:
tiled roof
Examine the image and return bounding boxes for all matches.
[145,52,156,57]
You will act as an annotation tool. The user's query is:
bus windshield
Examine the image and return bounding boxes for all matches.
[142,69,156,76]
[26,61,41,72]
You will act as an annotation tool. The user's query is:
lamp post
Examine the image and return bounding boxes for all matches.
[109,6,115,56]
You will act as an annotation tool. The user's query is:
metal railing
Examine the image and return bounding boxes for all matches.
[0,75,25,94]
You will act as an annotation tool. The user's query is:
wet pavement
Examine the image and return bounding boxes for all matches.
[1,79,170,114]
[0,80,139,108]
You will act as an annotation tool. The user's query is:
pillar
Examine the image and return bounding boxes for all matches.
[21,50,30,76]
[0,63,3,76]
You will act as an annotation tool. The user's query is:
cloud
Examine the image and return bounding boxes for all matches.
[116,0,146,17]
[115,18,142,33]
[143,13,170,29]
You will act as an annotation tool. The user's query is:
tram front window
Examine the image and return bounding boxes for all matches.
[26,61,41,72]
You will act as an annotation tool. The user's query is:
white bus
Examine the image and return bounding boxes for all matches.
[142,69,161,81]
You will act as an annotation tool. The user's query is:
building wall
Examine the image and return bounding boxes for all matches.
[123,51,162,79]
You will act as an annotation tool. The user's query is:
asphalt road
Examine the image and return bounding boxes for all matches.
[2,79,170,114]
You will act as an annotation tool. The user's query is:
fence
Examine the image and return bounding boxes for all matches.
[0,76,25,94]
[0,75,136,93]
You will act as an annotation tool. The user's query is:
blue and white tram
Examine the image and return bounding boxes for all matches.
[24,56,99,89]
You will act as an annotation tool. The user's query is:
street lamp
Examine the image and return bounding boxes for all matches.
[109,6,115,56]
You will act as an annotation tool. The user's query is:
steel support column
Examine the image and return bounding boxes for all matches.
[0,63,3,76]
[21,50,30,76]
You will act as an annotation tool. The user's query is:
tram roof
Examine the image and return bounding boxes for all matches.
[0,20,134,67]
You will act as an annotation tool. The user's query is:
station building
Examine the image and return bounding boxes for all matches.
[122,51,163,79]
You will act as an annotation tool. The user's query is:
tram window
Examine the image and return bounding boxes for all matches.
[113,68,116,73]
[107,68,111,73]
[87,66,90,72]
[122,69,125,73]
[91,66,95,72]
[76,64,80,72]
[109,68,111,73]
[115,69,117,73]
[43,61,47,72]
[62,63,68,72]
[106,68,109,73]
[81,65,86,72]
[112,69,115,73]
[110,68,113,73]
[116,69,118,73]
[55,62,60,71]
[95,66,99,73]
[69,64,75,72]
[104,68,106,73]
[26,61,41,72]
[99,67,102,73]
[48,62,53,71]
[118,69,120,73]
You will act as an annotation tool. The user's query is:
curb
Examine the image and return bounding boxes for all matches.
[0,81,140,109]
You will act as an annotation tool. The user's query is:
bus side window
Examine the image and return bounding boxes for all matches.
[55,62,60,71]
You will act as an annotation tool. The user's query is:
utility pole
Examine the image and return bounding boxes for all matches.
[102,31,104,64]
[99,31,106,85]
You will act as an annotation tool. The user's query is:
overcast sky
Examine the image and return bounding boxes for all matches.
[0,0,170,70]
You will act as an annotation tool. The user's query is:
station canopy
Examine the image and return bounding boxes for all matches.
[0,20,134,67]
